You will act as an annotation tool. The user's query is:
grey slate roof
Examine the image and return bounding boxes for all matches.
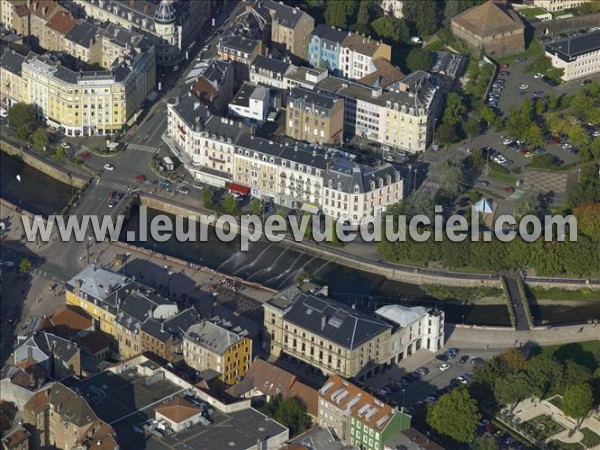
[546,30,600,62]
[289,86,339,112]
[231,82,269,108]
[325,159,400,194]
[264,0,306,28]
[66,265,130,302]
[185,320,245,356]
[65,21,99,48]
[142,307,200,342]
[312,24,347,44]
[0,49,25,76]
[17,331,79,363]
[219,35,260,54]
[252,54,292,76]
[201,59,232,86]
[281,293,391,350]
[236,134,328,170]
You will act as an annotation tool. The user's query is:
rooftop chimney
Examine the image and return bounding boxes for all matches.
[144,4,149,13]
[321,315,327,330]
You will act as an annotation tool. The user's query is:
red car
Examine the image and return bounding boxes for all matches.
[504,186,515,194]
[135,175,146,182]
[108,191,116,199]
[78,152,91,160]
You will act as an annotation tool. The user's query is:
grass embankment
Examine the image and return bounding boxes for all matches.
[527,286,599,301]
[424,285,504,303]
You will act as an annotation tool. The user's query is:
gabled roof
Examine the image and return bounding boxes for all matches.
[79,331,109,355]
[154,397,200,423]
[359,58,405,89]
[375,305,428,328]
[244,359,297,398]
[37,305,93,338]
[185,320,246,356]
[14,4,29,17]
[46,11,77,35]
[545,30,600,62]
[67,266,131,302]
[341,33,387,57]
[15,331,79,364]
[252,54,292,76]
[312,24,347,45]
[264,0,309,29]
[451,1,524,37]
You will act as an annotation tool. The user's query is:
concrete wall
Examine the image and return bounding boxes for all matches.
[1,140,89,189]
[532,12,600,37]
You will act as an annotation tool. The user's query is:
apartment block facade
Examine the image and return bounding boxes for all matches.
[183,320,252,385]
[264,0,314,60]
[308,24,347,74]
[339,33,392,80]
[545,30,600,81]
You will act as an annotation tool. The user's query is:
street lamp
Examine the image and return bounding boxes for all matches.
[86,236,93,264]
[401,389,406,410]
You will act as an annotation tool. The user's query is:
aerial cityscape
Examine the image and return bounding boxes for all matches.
[0,0,599,449]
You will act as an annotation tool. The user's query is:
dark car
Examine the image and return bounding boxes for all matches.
[459,355,470,364]
[447,348,459,358]
[435,354,449,362]
[472,357,485,366]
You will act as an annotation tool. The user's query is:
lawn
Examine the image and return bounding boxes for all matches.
[487,166,517,184]
[528,341,600,371]
[548,395,563,411]
[496,38,544,65]
[581,427,600,449]
[525,414,565,440]
[527,286,599,301]
[519,7,549,19]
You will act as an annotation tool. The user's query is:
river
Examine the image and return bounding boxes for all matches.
[1,152,74,217]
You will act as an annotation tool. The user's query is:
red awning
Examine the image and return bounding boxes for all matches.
[228,183,250,196]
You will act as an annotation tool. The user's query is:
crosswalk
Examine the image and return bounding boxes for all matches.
[65,146,80,159]
[98,180,135,193]
[127,143,160,154]
[423,180,441,189]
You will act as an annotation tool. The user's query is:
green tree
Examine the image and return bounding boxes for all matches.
[499,348,528,374]
[494,373,530,409]
[31,128,49,150]
[563,383,593,427]
[522,123,544,147]
[526,354,563,399]
[222,195,239,215]
[479,106,497,127]
[470,434,500,450]
[19,258,33,273]
[465,117,480,140]
[547,93,559,110]
[371,16,407,43]
[439,160,465,194]
[55,146,65,160]
[250,198,262,216]
[427,389,480,443]
[443,92,466,126]
[404,1,440,36]
[260,395,311,437]
[352,0,371,34]
[202,189,214,208]
[436,121,456,146]
[563,361,592,389]
[324,0,357,28]
[405,48,432,73]
[8,103,36,139]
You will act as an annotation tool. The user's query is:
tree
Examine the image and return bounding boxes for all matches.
[493,373,530,409]
[498,348,527,374]
[563,360,592,389]
[479,106,497,127]
[439,160,465,194]
[522,123,544,147]
[371,16,407,43]
[525,354,563,399]
[324,0,357,28]
[405,48,432,73]
[19,258,32,273]
[222,195,239,215]
[31,128,49,150]
[260,395,311,437]
[465,117,480,140]
[8,103,35,139]
[573,203,600,239]
[427,389,480,443]
[352,0,371,35]
[404,1,440,36]
[470,435,500,450]
[563,383,593,427]
[436,121,456,146]
[202,189,214,208]
[443,92,466,126]
[250,198,262,216]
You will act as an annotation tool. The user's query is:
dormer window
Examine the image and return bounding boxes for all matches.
[337,181,343,190]
[370,180,376,190]
[328,179,333,188]
[353,184,359,193]
[379,178,384,188]
[386,175,392,184]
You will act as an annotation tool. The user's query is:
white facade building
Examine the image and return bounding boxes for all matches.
[545,31,600,81]
[228,82,270,125]
[375,305,445,363]
[381,0,404,18]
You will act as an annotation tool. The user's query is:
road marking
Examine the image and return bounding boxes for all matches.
[127,143,160,154]
[423,180,441,189]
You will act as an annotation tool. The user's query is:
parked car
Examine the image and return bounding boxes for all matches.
[472,357,485,366]
[60,142,71,149]
[440,363,452,371]
[78,152,91,160]
[135,174,146,182]
[534,72,544,79]
[519,84,529,90]
[498,71,510,76]
[459,355,470,364]
[475,180,489,187]
[435,354,449,362]
[447,348,459,358]
[103,163,115,171]
[502,138,513,145]
[177,186,190,195]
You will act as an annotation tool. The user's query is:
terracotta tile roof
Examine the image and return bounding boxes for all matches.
[13,4,29,17]
[29,0,61,19]
[46,11,77,35]
[38,305,93,338]
[288,381,318,417]
[452,1,524,37]
[80,331,109,355]
[191,77,219,101]
[154,397,200,423]
[244,359,297,398]
[1,428,30,449]
[320,375,396,432]
[359,58,405,89]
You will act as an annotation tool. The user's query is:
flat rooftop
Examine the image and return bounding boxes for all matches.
[62,367,183,425]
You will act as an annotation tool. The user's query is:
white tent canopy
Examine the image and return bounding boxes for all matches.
[474,198,494,214]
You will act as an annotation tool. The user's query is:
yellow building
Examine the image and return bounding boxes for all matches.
[264,0,315,60]
[183,320,252,385]
[0,50,26,108]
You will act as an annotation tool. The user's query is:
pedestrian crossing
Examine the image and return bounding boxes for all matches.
[65,146,80,159]
[423,180,441,189]
[127,143,160,154]
[98,180,135,192]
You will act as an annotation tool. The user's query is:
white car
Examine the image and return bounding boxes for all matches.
[440,363,452,371]
[593,131,600,137]
[533,73,543,79]
[60,142,71,149]
[103,163,115,171]
[562,143,573,149]
[502,138,513,145]
[519,84,529,90]
[493,154,508,165]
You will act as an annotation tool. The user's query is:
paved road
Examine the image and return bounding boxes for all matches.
[505,274,530,331]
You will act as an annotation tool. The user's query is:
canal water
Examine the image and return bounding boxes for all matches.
[122,207,514,326]
[0,152,74,217]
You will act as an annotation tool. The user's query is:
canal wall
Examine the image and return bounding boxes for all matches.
[138,194,502,288]
[1,138,89,189]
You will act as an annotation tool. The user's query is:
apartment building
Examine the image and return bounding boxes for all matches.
[263,286,392,380]
[323,159,403,225]
[70,0,211,66]
[41,11,77,53]
[233,134,327,207]
[140,308,200,362]
[229,82,270,124]
[217,34,262,82]
[0,0,31,36]
[263,0,314,60]
[0,50,26,108]
[533,0,591,12]
[317,72,441,152]
[309,24,347,75]
[545,30,600,81]
[374,305,445,364]
[190,59,235,115]
[286,87,344,145]
[339,32,392,80]
[183,320,252,385]
[250,54,293,89]
[28,0,66,43]
[22,383,118,450]
[318,375,411,450]
[165,94,248,187]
